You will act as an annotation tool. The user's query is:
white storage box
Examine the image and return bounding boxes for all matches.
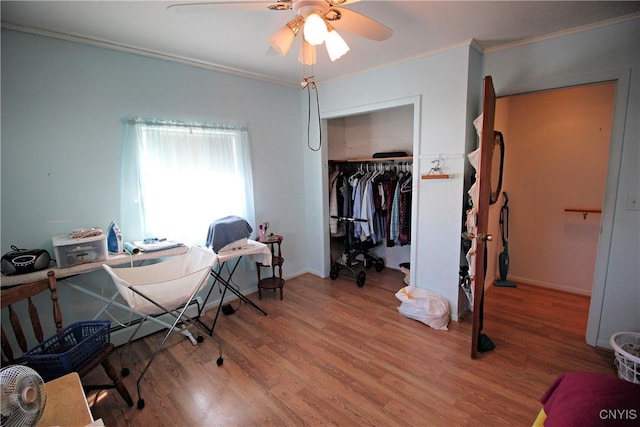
[52,234,108,268]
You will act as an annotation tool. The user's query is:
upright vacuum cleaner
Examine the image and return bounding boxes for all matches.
[496,192,517,287]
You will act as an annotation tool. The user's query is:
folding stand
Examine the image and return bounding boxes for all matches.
[65,285,202,345]
[100,246,224,409]
[197,240,271,336]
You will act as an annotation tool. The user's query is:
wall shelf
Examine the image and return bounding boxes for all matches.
[329,156,413,163]
[421,173,452,180]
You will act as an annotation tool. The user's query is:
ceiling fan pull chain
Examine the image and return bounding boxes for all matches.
[302,74,321,152]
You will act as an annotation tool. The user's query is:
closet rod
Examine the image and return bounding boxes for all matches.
[564,208,601,213]
[564,208,602,220]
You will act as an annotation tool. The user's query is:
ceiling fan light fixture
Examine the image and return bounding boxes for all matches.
[325,25,349,61]
[303,12,328,46]
[298,39,317,65]
[269,27,295,56]
[269,15,304,56]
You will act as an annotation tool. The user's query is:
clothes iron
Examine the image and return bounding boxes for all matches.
[107,221,123,253]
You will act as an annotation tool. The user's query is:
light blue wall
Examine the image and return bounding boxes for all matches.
[483,18,640,347]
[1,30,306,324]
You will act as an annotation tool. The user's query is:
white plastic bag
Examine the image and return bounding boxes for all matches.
[395,286,450,330]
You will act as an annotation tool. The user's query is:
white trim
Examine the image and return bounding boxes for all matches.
[318,95,422,283]
[320,96,421,120]
[586,69,631,347]
[483,13,640,54]
[1,22,299,88]
[506,275,592,297]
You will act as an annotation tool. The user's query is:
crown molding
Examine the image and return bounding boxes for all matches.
[1,22,300,88]
[483,12,640,54]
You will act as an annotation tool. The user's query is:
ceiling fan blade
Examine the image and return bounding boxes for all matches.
[329,0,361,6]
[167,1,289,12]
[331,7,392,41]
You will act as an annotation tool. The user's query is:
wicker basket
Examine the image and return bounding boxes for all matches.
[23,320,111,381]
[609,331,640,384]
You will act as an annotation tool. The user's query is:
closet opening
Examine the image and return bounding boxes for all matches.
[321,98,420,283]
[492,82,615,297]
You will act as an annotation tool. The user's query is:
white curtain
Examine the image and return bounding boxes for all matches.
[120,119,255,246]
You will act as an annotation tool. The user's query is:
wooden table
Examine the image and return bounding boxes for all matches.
[37,372,101,426]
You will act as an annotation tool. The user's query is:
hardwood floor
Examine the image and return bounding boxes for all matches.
[83,268,616,426]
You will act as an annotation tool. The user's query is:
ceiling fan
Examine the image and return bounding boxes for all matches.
[167,0,393,65]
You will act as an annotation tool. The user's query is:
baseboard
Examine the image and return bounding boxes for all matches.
[505,275,592,296]
[286,269,318,279]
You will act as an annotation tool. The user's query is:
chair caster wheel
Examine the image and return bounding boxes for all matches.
[330,265,339,280]
[197,335,204,343]
[121,368,130,377]
[356,271,366,287]
[217,357,224,366]
[137,399,145,409]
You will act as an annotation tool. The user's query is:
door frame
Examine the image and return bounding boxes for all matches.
[491,68,630,347]
[318,95,422,280]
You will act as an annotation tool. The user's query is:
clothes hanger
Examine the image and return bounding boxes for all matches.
[400,163,412,192]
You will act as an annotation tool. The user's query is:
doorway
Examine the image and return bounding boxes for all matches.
[318,96,422,281]
[489,81,616,339]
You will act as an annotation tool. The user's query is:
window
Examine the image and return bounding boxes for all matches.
[120,119,254,246]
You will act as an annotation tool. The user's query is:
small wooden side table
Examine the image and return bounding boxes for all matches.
[256,234,284,300]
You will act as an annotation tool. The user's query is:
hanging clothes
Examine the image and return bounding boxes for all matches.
[329,161,412,247]
[382,172,398,247]
[329,167,341,235]
[398,172,412,245]
[329,167,346,237]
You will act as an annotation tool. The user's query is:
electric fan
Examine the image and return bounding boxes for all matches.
[0,365,47,427]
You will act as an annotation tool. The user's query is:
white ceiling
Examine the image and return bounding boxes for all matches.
[2,1,640,87]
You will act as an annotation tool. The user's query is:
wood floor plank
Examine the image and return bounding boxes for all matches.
[83,269,616,426]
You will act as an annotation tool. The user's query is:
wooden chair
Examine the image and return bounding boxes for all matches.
[1,271,133,407]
